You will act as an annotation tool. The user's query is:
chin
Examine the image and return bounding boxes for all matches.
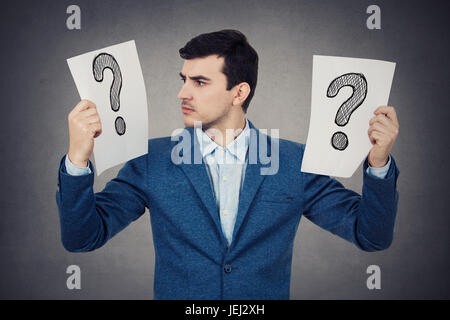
[183,115,196,128]
[183,114,212,129]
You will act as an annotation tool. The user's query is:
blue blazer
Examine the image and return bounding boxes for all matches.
[56,120,399,299]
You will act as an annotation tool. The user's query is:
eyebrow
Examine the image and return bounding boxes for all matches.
[179,72,211,82]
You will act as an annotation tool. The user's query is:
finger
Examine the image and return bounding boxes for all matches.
[369,117,398,136]
[368,122,389,134]
[368,131,376,144]
[78,107,99,119]
[373,105,391,114]
[369,114,397,133]
[369,128,396,148]
[368,126,396,143]
[74,99,96,113]
[369,114,391,127]
[368,130,382,145]
[88,122,102,137]
[369,130,384,144]
[84,114,102,125]
[384,107,399,128]
[374,106,399,127]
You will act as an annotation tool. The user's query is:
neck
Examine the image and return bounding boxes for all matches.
[204,115,246,147]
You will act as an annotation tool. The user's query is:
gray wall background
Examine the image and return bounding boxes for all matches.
[0,0,448,299]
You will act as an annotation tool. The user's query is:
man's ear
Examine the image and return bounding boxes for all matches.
[232,82,251,107]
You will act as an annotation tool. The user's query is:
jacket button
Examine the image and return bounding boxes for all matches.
[224,264,232,273]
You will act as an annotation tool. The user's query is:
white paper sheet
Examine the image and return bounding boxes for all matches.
[67,40,148,175]
[301,55,396,178]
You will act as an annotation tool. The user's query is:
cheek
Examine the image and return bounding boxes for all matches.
[205,88,233,108]
[194,86,233,117]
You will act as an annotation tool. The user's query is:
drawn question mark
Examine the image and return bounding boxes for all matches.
[326,72,367,150]
[92,53,126,136]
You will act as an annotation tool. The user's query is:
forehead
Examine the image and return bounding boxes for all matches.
[181,55,225,78]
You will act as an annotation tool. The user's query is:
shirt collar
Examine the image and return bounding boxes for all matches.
[195,118,250,163]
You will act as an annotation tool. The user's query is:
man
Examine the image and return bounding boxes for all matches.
[56,30,400,299]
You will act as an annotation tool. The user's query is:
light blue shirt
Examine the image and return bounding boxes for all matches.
[194,119,251,246]
[65,119,391,245]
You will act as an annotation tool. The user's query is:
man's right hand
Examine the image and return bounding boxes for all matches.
[67,100,102,168]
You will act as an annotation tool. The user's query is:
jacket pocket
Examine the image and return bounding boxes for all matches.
[256,192,294,203]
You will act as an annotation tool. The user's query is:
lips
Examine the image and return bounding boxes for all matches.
[182,104,195,114]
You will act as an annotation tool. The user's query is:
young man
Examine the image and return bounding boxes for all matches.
[56,30,400,299]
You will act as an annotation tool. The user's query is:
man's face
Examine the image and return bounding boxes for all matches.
[178,55,235,129]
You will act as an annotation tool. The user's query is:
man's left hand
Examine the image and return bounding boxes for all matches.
[367,106,399,167]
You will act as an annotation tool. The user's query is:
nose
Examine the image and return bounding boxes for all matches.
[177,83,192,101]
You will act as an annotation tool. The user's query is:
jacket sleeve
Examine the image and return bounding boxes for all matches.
[55,154,149,252]
[302,155,400,251]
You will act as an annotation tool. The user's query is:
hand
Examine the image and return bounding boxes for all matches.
[67,100,102,167]
[367,106,399,167]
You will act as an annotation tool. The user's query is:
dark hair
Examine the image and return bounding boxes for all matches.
[179,29,258,113]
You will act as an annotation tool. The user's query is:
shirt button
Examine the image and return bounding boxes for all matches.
[222,210,228,215]
[223,176,227,181]
[224,264,232,273]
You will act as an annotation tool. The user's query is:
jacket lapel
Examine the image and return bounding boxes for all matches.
[175,127,225,242]
[231,121,269,247]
